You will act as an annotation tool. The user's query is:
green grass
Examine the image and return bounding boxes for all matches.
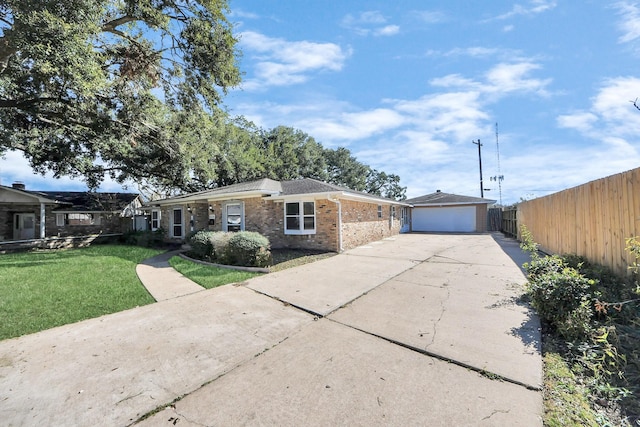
[542,341,599,427]
[168,256,261,289]
[0,245,163,340]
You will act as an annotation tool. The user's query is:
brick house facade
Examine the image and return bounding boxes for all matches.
[0,183,142,242]
[148,178,408,252]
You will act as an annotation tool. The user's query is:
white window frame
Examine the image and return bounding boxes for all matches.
[223,201,244,232]
[284,201,316,235]
[151,209,161,231]
[171,207,183,238]
[377,205,383,218]
[56,213,101,226]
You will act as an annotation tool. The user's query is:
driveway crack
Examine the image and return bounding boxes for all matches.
[425,282,450,350]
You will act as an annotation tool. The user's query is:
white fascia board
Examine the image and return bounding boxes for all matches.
[0,186,59,204]
[147,190,280,206]
[412,201,496,207]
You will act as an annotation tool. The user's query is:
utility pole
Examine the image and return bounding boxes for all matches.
[472,139,483,198]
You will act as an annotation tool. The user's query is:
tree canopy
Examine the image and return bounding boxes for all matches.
[0,0,406,200]
[0,0,240,187]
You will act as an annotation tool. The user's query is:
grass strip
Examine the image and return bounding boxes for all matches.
[168,256,261,289]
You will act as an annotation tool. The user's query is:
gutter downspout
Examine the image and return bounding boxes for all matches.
[328,195,343,252]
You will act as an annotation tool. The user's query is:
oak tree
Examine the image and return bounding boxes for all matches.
[0,0,240,188]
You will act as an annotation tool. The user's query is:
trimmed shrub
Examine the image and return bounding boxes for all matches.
[209,232,232,263]
[188,230,216,260]
[223,231,271,267]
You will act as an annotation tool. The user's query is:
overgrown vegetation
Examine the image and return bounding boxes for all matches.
[187,230,271,268]
[520,226,640,425]
[0,245,163,340]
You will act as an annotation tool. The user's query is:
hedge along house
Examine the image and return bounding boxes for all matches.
[405,191,496,233]
[0,182,143,242]
[147,178,410,252]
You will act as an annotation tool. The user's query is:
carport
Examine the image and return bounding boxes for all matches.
[406,190,495,232]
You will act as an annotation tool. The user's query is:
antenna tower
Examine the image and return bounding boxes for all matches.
[494,123,504,205]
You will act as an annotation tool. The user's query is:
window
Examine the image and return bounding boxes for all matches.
[285,201,315,235]
[172,208,183,238]
[224,202,244,232]
[377,205,383,218]
[151,210,161,231]
[56,213,101,226]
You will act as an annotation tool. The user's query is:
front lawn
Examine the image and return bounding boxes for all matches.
[0,245,163,340]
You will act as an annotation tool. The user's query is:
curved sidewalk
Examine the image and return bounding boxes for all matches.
[135,251,205,301]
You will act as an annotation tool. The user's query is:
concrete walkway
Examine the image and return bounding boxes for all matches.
[135,251,205,301]
[0,233,542,426]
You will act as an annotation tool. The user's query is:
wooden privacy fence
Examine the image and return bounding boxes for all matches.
[517,167,640,277]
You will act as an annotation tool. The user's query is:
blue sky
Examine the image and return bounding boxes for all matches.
[2,0,640,204]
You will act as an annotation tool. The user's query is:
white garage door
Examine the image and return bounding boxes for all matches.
[412,206,476,232]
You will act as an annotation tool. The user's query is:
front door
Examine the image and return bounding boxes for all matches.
[14,213,36,240]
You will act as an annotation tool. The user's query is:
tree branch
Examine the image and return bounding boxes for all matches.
[102,15,137,32]
[0,97,61,109]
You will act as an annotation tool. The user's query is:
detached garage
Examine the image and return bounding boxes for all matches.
[406,191,495,233]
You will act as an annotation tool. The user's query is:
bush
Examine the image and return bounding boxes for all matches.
[121,229,165,248]
[188,230,216,260]
[526,266,596,340]
[223,231,271,267]
[210,232,232,263]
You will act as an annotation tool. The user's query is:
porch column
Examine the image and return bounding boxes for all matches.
[40,203,46,239]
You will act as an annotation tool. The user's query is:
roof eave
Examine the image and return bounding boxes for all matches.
[269,190,410,205]
[147,190,280,206]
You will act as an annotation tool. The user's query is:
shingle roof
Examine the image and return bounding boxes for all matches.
[151,178,405,205]
[281,179,355,195]
[29,191,140,212]
[280,178,403,203]
[406,191,495,205]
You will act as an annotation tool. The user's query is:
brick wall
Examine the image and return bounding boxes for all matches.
[161,197,402,252]
[341,200,402,250]
[0,204,129,240]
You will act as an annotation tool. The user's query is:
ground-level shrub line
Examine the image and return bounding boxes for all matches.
[519,226,640,425]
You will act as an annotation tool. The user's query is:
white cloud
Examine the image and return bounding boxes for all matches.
[558,76,640,139]
[375,25,400,36]
[614,1,640,48]
[229,9,260,20]
[425,46,529,62]
[556,112,597,132]
[412,10,446,24]
[341,11,400,37]
[238,31,350,90]
[484,62,551,96]
[493,0,557,20]
[431,61,551,97]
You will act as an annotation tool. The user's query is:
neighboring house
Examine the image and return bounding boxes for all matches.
[146,178,410,252]
[0,182,143,241]
[406,191,496,233]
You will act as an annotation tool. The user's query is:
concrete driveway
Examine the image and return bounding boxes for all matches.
[0,233,542,426]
